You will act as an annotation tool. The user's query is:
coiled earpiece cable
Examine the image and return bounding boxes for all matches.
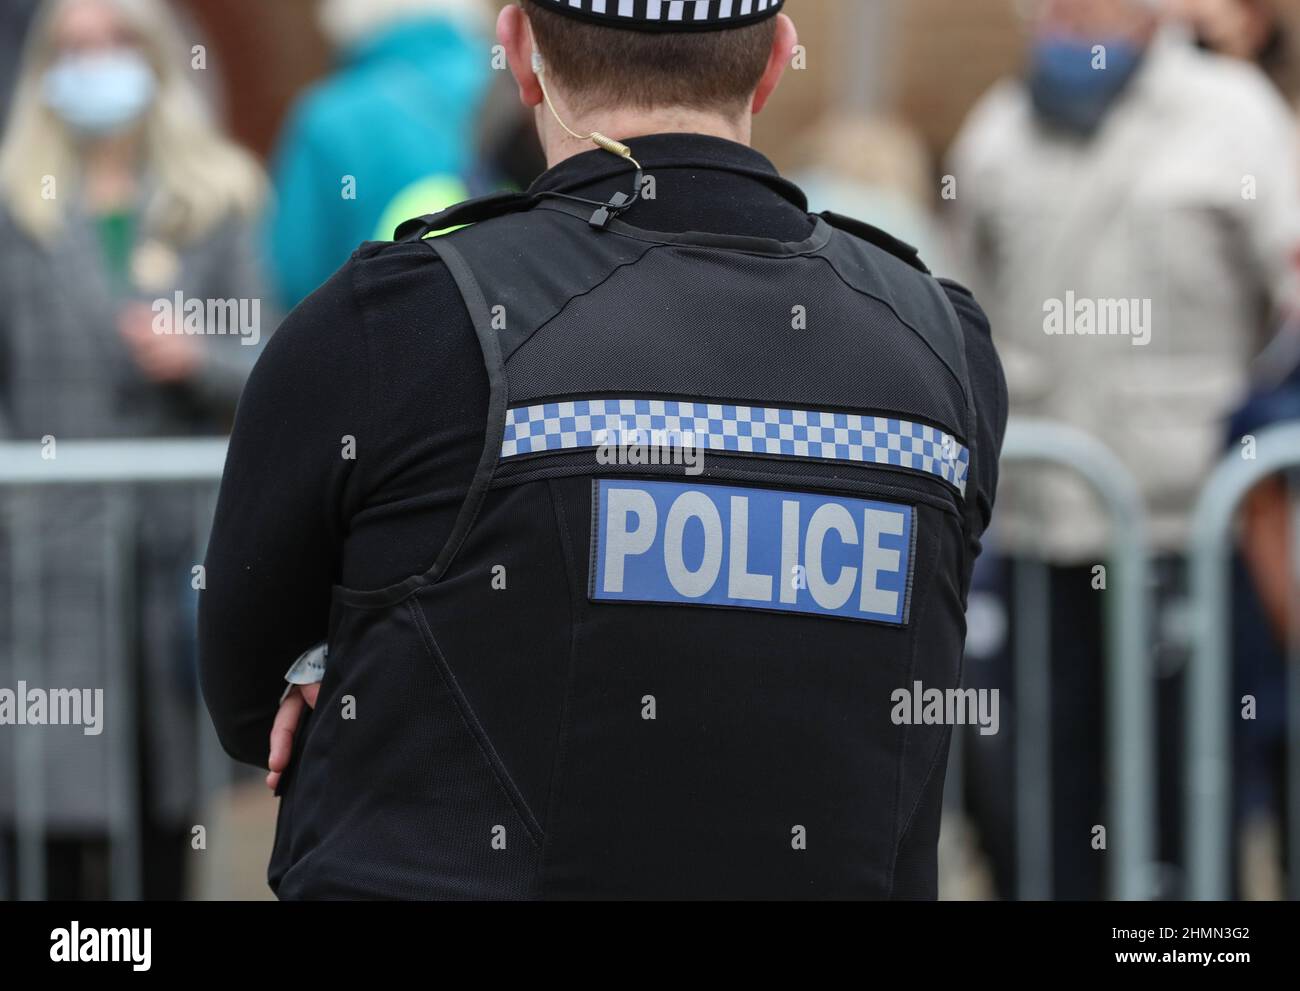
[531,51,643,228]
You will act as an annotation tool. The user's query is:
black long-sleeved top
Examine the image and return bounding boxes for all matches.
[198,133,1007,768]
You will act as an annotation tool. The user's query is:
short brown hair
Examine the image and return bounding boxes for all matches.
[522,0,776,115]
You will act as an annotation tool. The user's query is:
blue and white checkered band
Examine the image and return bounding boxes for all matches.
[501,398,970,497]
[536,0,785,33]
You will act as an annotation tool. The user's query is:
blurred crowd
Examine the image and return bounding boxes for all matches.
[0,0,1297,899]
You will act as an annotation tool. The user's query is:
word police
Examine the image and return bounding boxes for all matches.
[592,480,914,624]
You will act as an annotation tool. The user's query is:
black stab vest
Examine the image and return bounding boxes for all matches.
[270,191,980,900]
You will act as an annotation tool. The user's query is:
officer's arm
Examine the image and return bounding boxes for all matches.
[198,260,369,767]
[941,279,1009,565]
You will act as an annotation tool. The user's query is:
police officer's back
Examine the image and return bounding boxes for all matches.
[199,0,1008,900]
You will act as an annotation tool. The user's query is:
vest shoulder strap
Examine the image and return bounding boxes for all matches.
[393,191,538,242]
[816,210,931,275]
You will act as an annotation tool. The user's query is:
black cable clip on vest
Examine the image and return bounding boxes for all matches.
[539,170,643,231]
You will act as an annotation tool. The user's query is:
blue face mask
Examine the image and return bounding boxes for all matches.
[42,49,156,137]
[1027,37,1145,136]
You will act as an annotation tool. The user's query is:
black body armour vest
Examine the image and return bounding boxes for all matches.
[269,191,979,900]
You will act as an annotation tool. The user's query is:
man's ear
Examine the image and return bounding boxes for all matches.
[498,3,543,108]
[752,13,797,115]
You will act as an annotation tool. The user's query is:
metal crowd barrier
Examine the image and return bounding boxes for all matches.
[0,426,1227,903]
[1186,422,1300,900]
[0,438,228,901]
[996,420,1154,901]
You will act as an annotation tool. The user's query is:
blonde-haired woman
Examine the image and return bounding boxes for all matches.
[0,0,268,899]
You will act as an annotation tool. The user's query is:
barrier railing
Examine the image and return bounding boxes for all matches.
[997,420,1154,901]
[10,421,1268,899]
[0,438,228,901]
[1186,422,1300,900]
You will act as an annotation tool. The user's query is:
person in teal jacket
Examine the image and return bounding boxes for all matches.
[265,0,490,310]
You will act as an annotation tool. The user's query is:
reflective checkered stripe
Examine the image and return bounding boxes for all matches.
[538,0,782,28]
[500,399,970,496]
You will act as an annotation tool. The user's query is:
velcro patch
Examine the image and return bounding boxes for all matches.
[590,479,915,624]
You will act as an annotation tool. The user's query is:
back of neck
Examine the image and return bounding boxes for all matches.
[539,107,751,169]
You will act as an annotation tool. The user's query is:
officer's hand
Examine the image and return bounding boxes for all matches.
[266,683,319,792]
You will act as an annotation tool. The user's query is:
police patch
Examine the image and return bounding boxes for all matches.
[591,479,915,624]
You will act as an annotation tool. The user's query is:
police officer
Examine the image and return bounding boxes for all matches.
[199,0,1007,899]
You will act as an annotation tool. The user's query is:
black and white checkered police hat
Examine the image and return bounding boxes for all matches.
[532,0,785,33]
